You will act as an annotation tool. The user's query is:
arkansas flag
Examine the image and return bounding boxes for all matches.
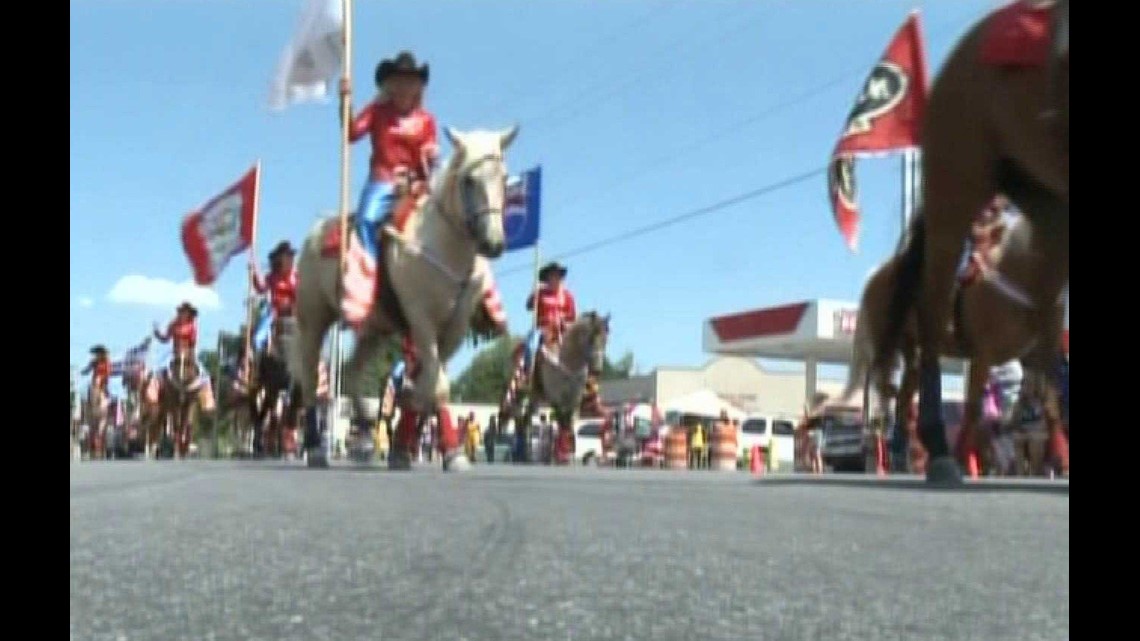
[828,11,928,251]
[181,165,259,286]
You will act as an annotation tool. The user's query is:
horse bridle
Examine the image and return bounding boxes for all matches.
[440,152,507,241]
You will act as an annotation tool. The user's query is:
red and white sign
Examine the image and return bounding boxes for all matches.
[833,309,858,336]
[181,165,259,286]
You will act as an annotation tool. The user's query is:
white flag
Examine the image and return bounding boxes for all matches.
[268,0,344,111]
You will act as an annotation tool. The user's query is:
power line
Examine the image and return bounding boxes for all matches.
[497,165,827,279]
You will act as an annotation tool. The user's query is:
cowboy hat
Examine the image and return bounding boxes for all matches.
[268,240,296,261]
[89,345,108,355]
[538,261,568,282]
[375,51,430,86]
[177,301,199,317]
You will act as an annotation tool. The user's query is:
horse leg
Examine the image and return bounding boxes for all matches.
[960,359,991,479]
[408,333,465,472]
[297,310,333,465]
[343,327,385,460]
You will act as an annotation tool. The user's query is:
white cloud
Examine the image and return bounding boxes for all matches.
[106,275,221,310]
[77,297,94,309]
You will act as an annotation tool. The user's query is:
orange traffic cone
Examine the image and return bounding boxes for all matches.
[966,450,980,479]
[751,445,764,476]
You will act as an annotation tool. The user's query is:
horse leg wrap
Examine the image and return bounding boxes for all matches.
[396,408,420,455]
[436,406,460,454]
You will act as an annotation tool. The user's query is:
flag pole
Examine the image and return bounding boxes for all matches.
[532,244,541,332]
[244,160,263,373]
[213,331,223,459]
[332,0,354,456]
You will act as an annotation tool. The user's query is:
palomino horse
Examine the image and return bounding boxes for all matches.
[84,385,109,459]
[250,318,302,458]
[846,214,1067,477]
[294,126,517,470]
[154,350,205,458]
[877,0,1069,483]
[502,312,610,463]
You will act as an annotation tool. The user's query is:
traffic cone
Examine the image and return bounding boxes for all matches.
[750,445,764,476]
[876,434,887,477]
[966,449,980,479]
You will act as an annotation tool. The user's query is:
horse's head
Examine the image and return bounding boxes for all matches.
[566,311,611,376]
[440,125,520,258]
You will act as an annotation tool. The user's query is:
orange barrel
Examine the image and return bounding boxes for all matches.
[664,429,688,470]
[710,423,738,472]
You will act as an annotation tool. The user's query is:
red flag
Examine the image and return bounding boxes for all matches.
[829,11,929,251]
[180,165,259,286]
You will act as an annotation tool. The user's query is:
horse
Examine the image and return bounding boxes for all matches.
[501,312,610,464]
[876,0,1069,484]
[841,213,1068,478]
[153,350,205,459]
[249,318,302,458]
[294,126,518,470]
[84,385,109,459]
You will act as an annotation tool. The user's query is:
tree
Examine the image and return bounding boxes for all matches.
[451,335,522,403]
[601,351,635,380]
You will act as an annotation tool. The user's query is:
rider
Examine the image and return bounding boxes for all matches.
[250,240,298,348]
[153,302,205,385]
[523,261,577,375]
[959,195,1010,285]
[81,345,112,398]
[345,50,440,277]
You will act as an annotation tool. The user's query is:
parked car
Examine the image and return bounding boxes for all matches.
[575,419,605,465]
[737,415,797,468]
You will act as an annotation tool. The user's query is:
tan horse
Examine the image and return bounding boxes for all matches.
[846,214,1068,478]
[294,126,517,469]
[154,350,205,459]
[502,312,610,459]
[877,0,1069,483]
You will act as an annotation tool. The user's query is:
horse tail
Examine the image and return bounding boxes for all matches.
[874,215,926,374]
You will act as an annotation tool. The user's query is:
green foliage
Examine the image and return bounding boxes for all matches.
[601,351,635,380]
[452,335,523,403]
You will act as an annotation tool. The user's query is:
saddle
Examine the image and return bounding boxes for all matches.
[979,0,1054,68]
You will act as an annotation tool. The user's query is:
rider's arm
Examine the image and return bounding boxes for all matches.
[153,322,171,343]
[564,291,577,321]
[80,361,94,375]
[348,101,374,144]
[421,112,440,173]
[525,291,536,311]
[250,268,267,294]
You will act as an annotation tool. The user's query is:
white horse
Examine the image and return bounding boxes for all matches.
[294,126,517,470]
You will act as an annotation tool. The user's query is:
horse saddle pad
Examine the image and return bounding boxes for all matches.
[979,1,1054,68]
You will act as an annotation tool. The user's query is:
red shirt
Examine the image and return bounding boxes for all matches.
[89,358,111,388]
[254,268,298,317]
[349,99,438,182]
[161,318,198,351]
[526,285,577,333]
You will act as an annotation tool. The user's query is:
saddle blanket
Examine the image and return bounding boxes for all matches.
[979,0,1054,68]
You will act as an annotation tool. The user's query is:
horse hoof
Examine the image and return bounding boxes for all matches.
[443,451,472,473]
[388,451,413,471]
[925,456,963,486]
[306,448,329,469]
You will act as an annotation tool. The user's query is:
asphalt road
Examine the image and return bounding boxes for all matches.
[70,461,1069,641]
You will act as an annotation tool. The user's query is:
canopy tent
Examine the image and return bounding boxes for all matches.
[664,390,747,422]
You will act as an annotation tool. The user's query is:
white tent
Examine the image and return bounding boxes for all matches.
[664,390,747,421]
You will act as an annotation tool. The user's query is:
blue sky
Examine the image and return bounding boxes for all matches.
[71,0,1001,389]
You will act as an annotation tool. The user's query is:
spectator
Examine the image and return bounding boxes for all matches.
[484,415,497,464]
[465,413,482,464]
[689,421,705,469]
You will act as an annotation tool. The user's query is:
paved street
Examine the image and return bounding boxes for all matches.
[71,461,1069,641]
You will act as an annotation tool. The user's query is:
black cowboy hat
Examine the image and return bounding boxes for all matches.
[538,261,568,282]
[375,51,430,86]
[177,301,199,317]
[89,345,108,355]
[268,240,296,261]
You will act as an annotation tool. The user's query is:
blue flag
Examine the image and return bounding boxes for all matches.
[504,166,541,251]
[252,297,273,352]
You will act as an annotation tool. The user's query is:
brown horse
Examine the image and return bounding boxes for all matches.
[859,213,1068,479]
[877,0,1069,483]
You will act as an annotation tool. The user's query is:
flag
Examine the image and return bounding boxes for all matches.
[504,166,541,251]
[111,338,151,377]
[828,11,929,251]
[269,0,345,111]
[252,297,273,352]
[181,165,259,286]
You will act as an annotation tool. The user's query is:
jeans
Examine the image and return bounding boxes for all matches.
[522,329,543,373]
[356,180,397,260]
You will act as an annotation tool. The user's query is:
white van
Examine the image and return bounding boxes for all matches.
[738,415,797,468]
